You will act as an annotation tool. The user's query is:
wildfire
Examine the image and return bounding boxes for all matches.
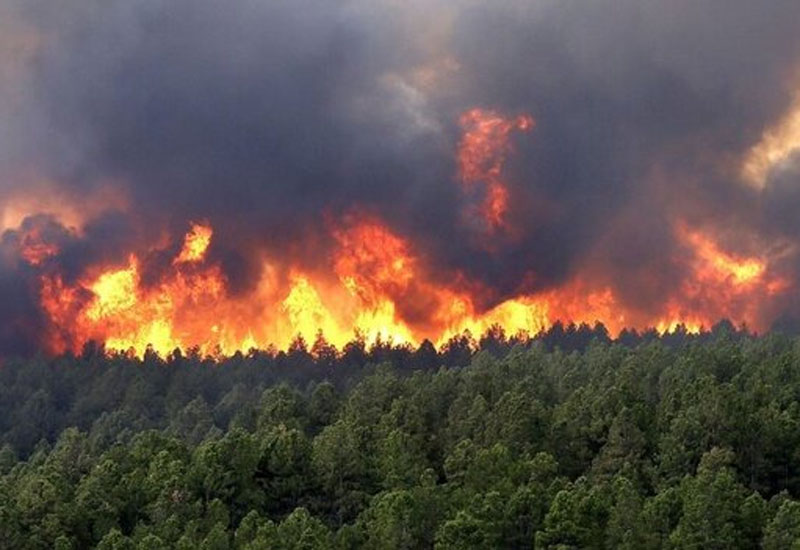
[2,108,793,358]
[281,275,347,346]
[85,259,139,320]
[25,211,783,358]
[38,224,228,355]
[683,228,765,286]
[333,220,416,302]
[174,222,213,264]
[457,108,534,230]
[651,225,783,333]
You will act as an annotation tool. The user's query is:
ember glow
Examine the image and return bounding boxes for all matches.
[2,0,800,356]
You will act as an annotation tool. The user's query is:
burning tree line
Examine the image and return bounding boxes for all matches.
[2,102,793,358]
[4,208,784,361]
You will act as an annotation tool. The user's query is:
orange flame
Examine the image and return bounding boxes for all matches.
[9,109,793,357]
[683,227,765,286]
[174,222,213,264]
[31,213,786,358]
[652,225,784,333]
[458,108,534,230]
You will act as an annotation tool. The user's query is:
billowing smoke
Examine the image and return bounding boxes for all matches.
[2,0,800,356]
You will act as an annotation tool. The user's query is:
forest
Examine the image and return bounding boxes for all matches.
[3,322,800,548]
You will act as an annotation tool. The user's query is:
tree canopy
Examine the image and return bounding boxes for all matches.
[2,323,800,548]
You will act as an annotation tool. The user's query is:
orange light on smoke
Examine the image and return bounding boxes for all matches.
[457,108,534,230]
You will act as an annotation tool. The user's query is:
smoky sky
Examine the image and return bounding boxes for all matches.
[2,0,800,354]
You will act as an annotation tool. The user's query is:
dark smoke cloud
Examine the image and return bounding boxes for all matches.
[2,0,800,353]
[0,254,42,356]
[441,0,800,303]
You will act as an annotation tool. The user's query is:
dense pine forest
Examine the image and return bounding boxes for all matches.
[4,322,800,548]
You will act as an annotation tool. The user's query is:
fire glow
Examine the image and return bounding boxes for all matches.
[24,214,784,358]
[4,108,791,358]
[457,108,534,231]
